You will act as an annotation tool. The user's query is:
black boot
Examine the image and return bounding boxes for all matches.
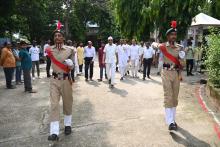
[48,134,59,141]
[169,123,177,131]
[108,79,111,84]
[64,126,72,135]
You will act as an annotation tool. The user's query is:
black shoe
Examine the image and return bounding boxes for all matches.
[147,76,151,79]
[187,73,190,76]
[108,79,111,84]
[169,123,177,131]
[16,82,22,85]
[64,126,72,135]
[47,75,51,78]
[143,77,145,81]
[110,84,114,89]
[157,72,160,75]
[127,71,129,75]
[7,85,16,89]
[120,77,123,81]
[174,122,178,128]
[48,134,59,141]
[98,79,102,82]
[90,78,93,81]
[85,79,88,82]
[190,73,194,76]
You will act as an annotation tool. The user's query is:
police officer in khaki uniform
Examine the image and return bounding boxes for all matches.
[47,30,74,141]
[158,21,185,131]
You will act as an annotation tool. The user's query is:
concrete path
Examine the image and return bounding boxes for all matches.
[0,62,219,147]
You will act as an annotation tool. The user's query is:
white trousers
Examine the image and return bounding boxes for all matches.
[50,115,72,135]
[158,60,163,73]
[165,107,176,125]
[106,63,116,85]
[131,59,139,77]
[119,64,127,77]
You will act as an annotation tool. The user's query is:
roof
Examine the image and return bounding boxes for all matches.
[191,13,220,27]
[86,21,99,28]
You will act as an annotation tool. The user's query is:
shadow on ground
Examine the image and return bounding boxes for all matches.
[170,127,211,147]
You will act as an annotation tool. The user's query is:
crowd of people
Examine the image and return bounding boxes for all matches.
[0,22,206,141]
[0,37,203,91]
[0,41,40,93]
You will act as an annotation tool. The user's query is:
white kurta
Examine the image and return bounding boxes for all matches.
[117,45,127,66]
[104,43,117,84]
[117,45,128,77]
[129,45,140,77]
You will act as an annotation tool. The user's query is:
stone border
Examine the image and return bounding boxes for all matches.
[206,82,220,111]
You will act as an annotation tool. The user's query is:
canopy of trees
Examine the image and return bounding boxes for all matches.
[113,0,219,41]
[0,0,117,42]
[0,0,219,42]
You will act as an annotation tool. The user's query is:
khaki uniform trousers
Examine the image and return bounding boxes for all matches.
[49,78,73,122]
[161,69,180,108]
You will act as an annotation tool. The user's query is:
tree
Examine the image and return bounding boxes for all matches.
[113,0,207,41]
[210,0,220,20]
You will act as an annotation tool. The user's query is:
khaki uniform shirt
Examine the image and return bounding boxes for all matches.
[50,45,74,73]
[163,42,184,66]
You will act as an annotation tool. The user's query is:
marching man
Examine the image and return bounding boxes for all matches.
[129,39,140,78]
[103,36,118,88]
[117,39,128,80]
[123,39,131,76]
[46,29,74,141]
[155,21,185,131]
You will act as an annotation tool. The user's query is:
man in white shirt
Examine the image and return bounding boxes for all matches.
[117,39,127,80]
[44,40,51,77]
[104,36,118,88]
[141,42,155,80]
[84,41,96,81]
[66,40,77,82]
[138,41,145,72]
[29,40,40,79]
[129,39,139,78]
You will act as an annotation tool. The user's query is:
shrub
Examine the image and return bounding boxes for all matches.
[205,29,220,88]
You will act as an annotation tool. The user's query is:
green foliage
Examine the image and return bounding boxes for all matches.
[210,0,220,20]
[0,0,117,42]
[205,29,220,87]
[113,0,207,41]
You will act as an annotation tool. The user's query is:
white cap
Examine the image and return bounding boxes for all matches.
[108,36,113,40]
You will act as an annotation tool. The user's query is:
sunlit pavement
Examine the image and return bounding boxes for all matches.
[0,62,219,147]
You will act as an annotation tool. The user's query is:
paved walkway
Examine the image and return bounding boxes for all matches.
[0,62,219,147]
